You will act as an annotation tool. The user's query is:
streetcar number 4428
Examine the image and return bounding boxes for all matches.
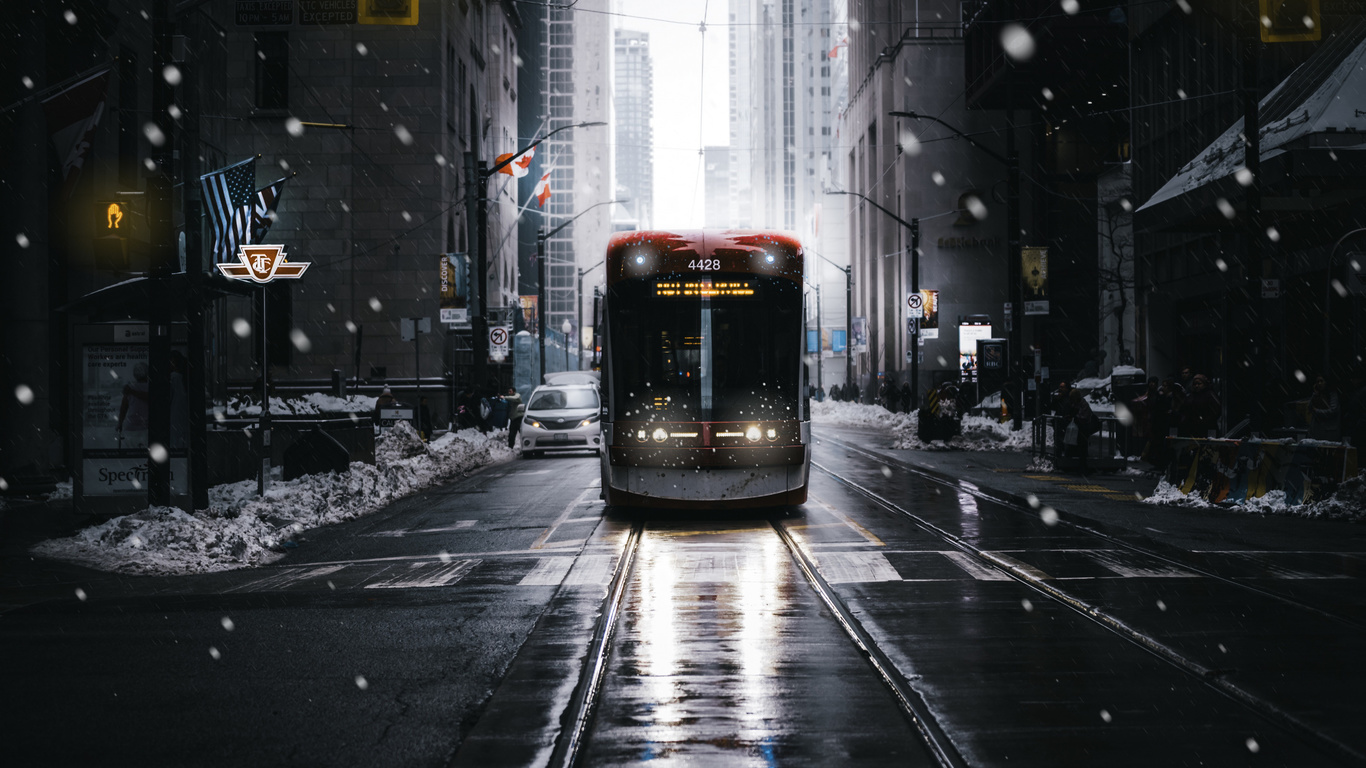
[688,259,720,271]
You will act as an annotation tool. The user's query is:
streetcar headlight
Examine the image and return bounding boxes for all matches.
[652,427,668,443]
[636,428,648,442]
[745,426,761,443]
[765,427,778,441]
[765,253,775,264]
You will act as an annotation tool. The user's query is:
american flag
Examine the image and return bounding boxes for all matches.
[250,176,288,243]
[200,157,256,263]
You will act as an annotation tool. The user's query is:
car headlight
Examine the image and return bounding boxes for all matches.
[765,427,778,441]
[527,420,543,429]
[745,426,761,443]
[636,428,648,442]
[579,414,600,427]
[652,427,668,443]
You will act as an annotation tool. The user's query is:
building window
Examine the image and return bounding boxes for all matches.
[254,32,289,110]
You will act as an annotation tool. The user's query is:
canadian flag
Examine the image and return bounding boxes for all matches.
[534,171,552,207]
[495,146,535,178]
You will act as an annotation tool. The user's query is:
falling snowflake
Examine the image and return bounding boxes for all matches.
[369,297,383,312]
[355,675,369,690]
[162,65,182,85]
[1040,507,1059,526]
[143,123,166,147]
[290,329,312,352]
[1000,24,1035,62]
[232,318,252,338]
[75,587,87,601]
[221,617,235,631]
[285,117,305,137]
[1100,709,1112,722]
[1021,598,1034,612]
[14,384,34,405]
[149,443,168,464]
[355,42,369,55]
[209,646,221,660]
[394,125,414,146]
[899,129,921,156]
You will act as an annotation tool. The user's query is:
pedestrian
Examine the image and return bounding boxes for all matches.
[1064,389,1097,475]
[1141,377,1174,465]
[850,381,861,404]
[1177,373,1220,437]
[1307,374,1342,441]
[900,380,913,413]
[505,387,524,449]
[1177,365,1195,396]
[1049,380,1072,415]
[373,387,397,430]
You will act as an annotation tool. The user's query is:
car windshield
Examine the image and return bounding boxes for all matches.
[528,388,598,411]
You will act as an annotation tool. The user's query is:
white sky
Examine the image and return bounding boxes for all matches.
[615,0,731,228]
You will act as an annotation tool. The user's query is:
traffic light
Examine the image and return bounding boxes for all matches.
[1259,0,1321,43]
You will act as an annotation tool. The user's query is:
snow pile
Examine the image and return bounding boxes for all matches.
[812,400,1032,452]
[811,400,916,431]
[1142,479,1213,509]
[225,392,377,417]
[31,422,512,575]
[1144,473,1366,522]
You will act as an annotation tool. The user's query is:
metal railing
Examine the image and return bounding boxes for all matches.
[1031,414,1126,470]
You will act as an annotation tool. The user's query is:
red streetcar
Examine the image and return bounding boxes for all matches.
[599,230,810,508]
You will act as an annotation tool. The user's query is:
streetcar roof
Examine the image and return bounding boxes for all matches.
[604,229,804,286]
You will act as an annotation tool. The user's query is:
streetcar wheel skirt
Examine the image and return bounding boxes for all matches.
[605,460,809,508]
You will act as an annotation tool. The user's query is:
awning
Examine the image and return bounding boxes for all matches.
[1136,22,1366,232]
[57,272,257,321]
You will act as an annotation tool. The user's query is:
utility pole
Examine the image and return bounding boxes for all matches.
[147,0,176,507]
[909,217,920,410]
[537,227,547,383]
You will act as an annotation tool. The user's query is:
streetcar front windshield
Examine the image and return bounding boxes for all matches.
[608,275,801,422]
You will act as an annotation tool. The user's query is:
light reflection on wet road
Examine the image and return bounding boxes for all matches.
[581,518,933,766]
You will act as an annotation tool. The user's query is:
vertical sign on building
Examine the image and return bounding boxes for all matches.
[1022,247,1050,316]
[440,253,469,327]
[851,317,869,354]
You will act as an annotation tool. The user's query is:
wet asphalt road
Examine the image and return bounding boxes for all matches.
[2,429,1365,767]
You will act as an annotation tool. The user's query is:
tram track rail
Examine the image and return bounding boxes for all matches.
[822,433,1365,632]
[547,521,643,768]
[810,447,1365,765]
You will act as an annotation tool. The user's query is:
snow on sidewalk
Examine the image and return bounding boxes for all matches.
[1144,474,1366,522]
[31,422,513,576]
[811,400,1032,452]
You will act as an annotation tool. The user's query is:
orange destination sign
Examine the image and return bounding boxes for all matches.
[218,244,310,283]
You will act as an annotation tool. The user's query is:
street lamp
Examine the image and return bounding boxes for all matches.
[536,198,627,382]
[824,189,917,407]
[890,109,1023,430]
[561,318,573,372]
[469,121,608,388]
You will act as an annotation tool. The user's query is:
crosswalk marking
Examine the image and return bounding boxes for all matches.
[364,559,479,589]
[226,564,347,593]
[1084,550,1194,579]
[1228,553,1345,580]
[367,520,478,537]
[563,554,616,586]
[520,557,575,586]
[940,551,1013,581]
[816,552,902,584]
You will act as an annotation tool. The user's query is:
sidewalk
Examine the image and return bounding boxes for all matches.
[0,496,117,611]
[818,423,1366,556]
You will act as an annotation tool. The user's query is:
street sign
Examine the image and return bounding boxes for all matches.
[1261,278,1281,299]
[400,317,432,342]
[489,325,511,358]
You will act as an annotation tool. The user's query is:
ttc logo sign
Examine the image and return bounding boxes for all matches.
[218,244,310,283]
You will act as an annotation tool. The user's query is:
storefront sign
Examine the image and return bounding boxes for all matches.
[440,253,470,326]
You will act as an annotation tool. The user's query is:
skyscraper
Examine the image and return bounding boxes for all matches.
[614,29,653,230]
